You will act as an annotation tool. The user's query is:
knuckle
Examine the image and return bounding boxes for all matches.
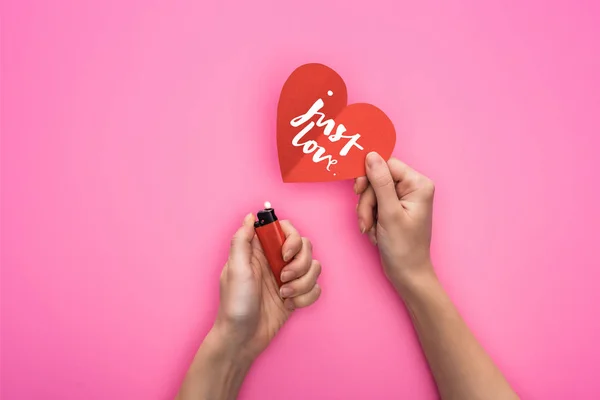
[311,285,322,302]
[302,237,313,253]
[312,260,322,277]
[294,231,304,242]
[314,284,322,296]
[423,178,435,194]
[287,234,300,250]
[281,219,295,232]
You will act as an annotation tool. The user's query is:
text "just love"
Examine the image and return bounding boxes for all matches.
[290,90,364,174]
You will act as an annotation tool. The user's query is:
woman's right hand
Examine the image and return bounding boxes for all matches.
[355,152,436,293]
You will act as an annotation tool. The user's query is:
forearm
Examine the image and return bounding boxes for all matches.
[397,267,517,400]
[176,327,253,400]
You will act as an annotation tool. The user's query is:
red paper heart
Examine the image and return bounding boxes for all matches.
[277,63,396,182]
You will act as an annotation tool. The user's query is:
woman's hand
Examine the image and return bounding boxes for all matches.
[354,152,518,400]
[176,214,321,400]
[355,152,435,292]
[214,213,322,361]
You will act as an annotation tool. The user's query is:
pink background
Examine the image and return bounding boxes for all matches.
[2,0,599,399]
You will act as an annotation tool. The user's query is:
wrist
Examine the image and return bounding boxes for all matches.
[204,324,255,368]
[389,261,438,299]
[178,327,253,400]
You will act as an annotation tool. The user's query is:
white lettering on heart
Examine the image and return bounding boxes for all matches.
[289,91,364,172]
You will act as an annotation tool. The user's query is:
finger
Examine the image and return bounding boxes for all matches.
[284,283,321,310]
[365,152,399,214]
[368,226,377,245]
[388,158,434,202]
[357,185,376,234]
[387,157,415,183]
[280,237,312,283]
[387,157,419,197]
[228,213,256,277]
[279,220,302,262]
[354,176,369,195]
[280,259,321,298]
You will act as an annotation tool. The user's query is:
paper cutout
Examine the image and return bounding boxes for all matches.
[277,63,396,183]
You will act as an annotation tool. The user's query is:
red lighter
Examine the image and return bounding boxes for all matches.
[254,202,287,287]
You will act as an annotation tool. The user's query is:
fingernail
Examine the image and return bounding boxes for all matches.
[280,270,294,283]
[243,213,253,224]
[359,220,366,234]
[368,228,378,245]
[280,286,293,298]
[283,250,293,262]
[353,182,358,194]
[366,152,383,168]
[355,203,359,212]
[369,234,377,245]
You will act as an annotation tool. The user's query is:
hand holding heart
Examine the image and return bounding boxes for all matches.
[277,63,396,182]
[355,151,436,293]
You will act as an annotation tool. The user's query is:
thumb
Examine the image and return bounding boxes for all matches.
[365,152,398,213]
[228,213,256,270]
